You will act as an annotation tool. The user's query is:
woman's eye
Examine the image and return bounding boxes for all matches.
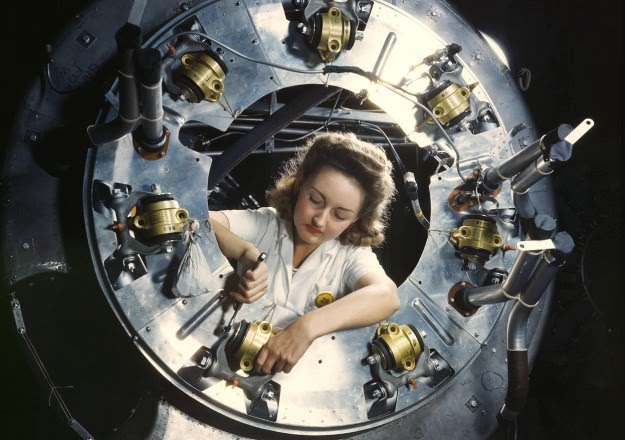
[309,195,322,205]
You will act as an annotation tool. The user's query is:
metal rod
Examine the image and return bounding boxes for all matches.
[177,291,227,340]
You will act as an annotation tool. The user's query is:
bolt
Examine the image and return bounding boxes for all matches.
[267,391,275,399]
[150,183,161,193]
[82,34,91,44]
[29,133,39,142]
[469,399,478,408]
[366,355,377,365]
[146,326,151,332]
[182,299,188,305]
[371,389,382,399]
[474,332,479,338]
[420,330,427,338]
[492,348,497,353]
[22,242,30,249]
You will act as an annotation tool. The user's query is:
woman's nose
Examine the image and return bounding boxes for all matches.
[313,209,328,227]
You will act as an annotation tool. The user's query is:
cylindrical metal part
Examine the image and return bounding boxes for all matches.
[372,32,397,78]
[86,23,142,146]
[510,157,553,194]
[132,196,189,242]
[115,23,142,121]
[136,48,166,147]
[506,301,532,351]
[371,323,423,372]
[500,348,529,418]
[513,191,537,220]
[530,214,557,239]
[464,283,507,307]
[519,232,574,306]
[230,320,273,372]
[176,291,227,340]
[501,251,542,298]
[483,123,573,189]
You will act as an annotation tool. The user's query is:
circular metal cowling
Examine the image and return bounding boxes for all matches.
[2,1,563,439]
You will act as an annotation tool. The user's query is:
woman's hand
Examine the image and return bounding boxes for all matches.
[255,317,315,374]
[232,248,268,304]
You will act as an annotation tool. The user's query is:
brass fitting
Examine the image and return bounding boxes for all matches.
[315,7,352,62]
[426,82,472,126]
[229,320,273,372]
[131,197,189,240]
[372,323,423,372]
[450,215,503,268]
[175,52,226,102]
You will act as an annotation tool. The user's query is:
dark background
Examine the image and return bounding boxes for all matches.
[2,0,623,438]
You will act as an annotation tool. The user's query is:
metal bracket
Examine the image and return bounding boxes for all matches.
[516,239,555,252]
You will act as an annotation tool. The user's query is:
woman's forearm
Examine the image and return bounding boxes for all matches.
[209,213,256,261]
[255,276,399,374]
[300,275,400,339]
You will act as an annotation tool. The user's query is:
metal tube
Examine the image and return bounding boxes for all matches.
[464,284,507,307]
[176,291,227,340]
[506,301,532,351]
[502,250,542,297]
[500,231,574,421]
[511,157,553,194]
[135,47,166,148]
[87,23,142,146]
[520,232,575,306]
[482,123,573,190]
[372,32,397,78]
[513,190,537,220]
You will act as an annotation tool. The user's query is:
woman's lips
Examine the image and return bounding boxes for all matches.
[305,224,322,235]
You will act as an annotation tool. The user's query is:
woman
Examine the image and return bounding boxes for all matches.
[210,131,400,375]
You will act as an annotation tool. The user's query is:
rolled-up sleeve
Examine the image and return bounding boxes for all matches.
[220,207,278,250]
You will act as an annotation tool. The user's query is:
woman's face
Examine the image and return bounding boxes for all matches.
[293,165,365,246]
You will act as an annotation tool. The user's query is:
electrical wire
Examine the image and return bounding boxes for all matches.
[358,120,406,175]
[163,31,466,181]
[170,31,325,75]
[373,76,467,182]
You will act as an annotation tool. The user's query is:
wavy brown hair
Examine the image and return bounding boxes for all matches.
[266,132,396,246]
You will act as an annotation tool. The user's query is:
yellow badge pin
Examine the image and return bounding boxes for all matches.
[315,291,335,308]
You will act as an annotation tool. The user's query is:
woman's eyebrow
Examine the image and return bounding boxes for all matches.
[310,186,356,213]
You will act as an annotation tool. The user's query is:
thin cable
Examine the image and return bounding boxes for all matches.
[171,31,325,75]
[374,77,467,182]
[20,327,74,419]
[163,31,465,180]
[358,120,406,175]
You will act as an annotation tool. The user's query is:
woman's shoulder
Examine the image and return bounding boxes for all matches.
[324,240,375,259]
